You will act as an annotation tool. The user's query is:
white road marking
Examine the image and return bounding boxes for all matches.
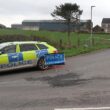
[55,107,110,110]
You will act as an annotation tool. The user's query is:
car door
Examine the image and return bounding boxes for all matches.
[19,44,39,65]
[0,44,17,69]
[36,43,48,57]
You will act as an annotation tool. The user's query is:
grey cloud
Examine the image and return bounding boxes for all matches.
[0,0,109,26]
[0,0,54,16]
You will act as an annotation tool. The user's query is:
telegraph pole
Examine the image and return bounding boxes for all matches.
[91,6,95,46]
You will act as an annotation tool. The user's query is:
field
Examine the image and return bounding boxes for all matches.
[0,29,110,57]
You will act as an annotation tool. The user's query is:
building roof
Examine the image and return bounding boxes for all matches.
[102,18,110,23]
[22,20,66,23]
[22,19,90,23]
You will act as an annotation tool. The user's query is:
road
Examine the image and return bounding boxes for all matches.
[0,49,110,110]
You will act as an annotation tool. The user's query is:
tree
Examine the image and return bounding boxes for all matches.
[51,3,83,47]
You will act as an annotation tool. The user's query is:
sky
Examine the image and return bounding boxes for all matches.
[0,0,109,27]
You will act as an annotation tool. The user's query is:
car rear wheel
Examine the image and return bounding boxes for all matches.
[37,58,48,70]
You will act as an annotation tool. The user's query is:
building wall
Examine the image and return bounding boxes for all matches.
[22,20,91,32]
[22,26,39,31]
[11,20,91,32]
[11,24,22,29]
[102,23,110,33]
[22,21,75,31]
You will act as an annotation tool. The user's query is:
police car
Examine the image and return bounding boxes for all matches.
[0,41,65,72]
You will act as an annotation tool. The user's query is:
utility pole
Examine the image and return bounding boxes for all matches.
[91,6,95,46]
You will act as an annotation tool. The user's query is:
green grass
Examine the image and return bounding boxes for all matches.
[0,29,110,57]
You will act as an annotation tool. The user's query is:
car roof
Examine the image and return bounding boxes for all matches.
[0,41,47,45]
[0,41,47,49]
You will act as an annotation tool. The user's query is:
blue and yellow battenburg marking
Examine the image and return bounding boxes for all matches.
[8,53,23,62]
[0,60,33,69]
[0,49,65,69]
[0,49,48,69]
[45,53,65,65]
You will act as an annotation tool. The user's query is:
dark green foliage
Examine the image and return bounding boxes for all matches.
[51,3,82,21]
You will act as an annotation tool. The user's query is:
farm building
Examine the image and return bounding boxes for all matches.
[11,24,22,29]
[22,20,91,32]
[12,20,91,32]
[22,20,76,31]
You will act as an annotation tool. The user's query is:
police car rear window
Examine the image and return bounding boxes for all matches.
[37,44,48,49]
[20,44,38,52]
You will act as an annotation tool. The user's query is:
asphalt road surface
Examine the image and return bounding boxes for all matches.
[1,49,110,110]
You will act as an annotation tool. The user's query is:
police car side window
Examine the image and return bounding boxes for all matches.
[1,45,16,54]
[37,44,48,49]
[20,44,38,52]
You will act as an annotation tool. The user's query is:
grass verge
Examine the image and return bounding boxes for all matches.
[0,29,110,57]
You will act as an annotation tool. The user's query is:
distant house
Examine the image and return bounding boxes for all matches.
[93,25,104,33]
[102,18,110,33]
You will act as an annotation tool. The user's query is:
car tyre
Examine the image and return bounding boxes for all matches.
[37,58,48,70]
